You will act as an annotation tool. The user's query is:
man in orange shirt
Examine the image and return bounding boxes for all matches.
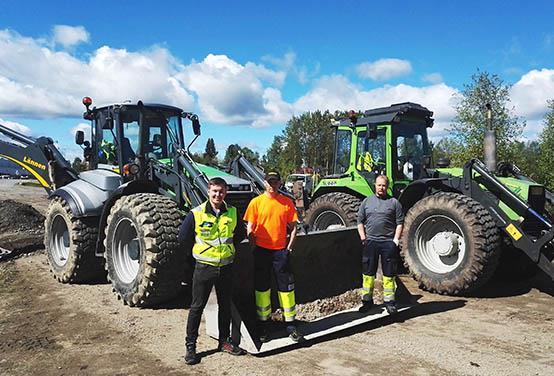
[243,171,304,343]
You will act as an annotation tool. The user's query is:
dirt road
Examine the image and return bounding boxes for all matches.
[1,182,553,376]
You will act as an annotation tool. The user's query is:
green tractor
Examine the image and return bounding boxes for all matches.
[305,102,554,295]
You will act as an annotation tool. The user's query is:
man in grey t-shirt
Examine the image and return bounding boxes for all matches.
[357,175,404,314]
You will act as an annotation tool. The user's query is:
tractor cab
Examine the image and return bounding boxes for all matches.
[306,103,433,231]
[328,102,433,199]
[76,97,197,181]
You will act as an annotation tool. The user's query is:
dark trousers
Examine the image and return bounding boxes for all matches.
[362,239,399,277]
[254,247,295,292]
[185,262,233,347]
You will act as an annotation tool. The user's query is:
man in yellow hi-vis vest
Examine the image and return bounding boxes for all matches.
[178,177,246,365]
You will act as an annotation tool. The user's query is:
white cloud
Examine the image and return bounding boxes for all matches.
[510,69,554,120]
[422,73,443,84]
[356,58,412,81]
[0,118,32,145]
[294,75,458,138]
[0,29,195,117]
[176,54,289,126]
[53,25,89,48]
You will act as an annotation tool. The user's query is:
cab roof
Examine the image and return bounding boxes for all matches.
[337,102,434,128]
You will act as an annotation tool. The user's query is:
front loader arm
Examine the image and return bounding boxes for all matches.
[0,123,78,193]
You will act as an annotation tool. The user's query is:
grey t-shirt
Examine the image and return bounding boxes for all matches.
[357,195,404,241]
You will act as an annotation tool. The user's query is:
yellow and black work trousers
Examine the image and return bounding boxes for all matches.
[361,239,399,303]
[254,246,297,322]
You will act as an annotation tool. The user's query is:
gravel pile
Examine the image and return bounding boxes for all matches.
[0,199,45,258]
[269,281,385,322]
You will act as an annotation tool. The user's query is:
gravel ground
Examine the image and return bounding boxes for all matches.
[0,181,553,376]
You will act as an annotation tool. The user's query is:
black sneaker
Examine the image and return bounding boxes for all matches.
[385,301,398,315]
[358,300,374,313]
[184,345,199,365]
[287,326,304,342]
[219,339,246,356]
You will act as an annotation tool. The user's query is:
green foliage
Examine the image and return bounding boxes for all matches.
[537,100,554,190]
[205,138,217,158]
[261,110,336,176]
[448,70,525,166]
[222,144,260,166]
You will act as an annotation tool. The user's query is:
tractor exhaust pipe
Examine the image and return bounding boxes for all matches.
[484,103,497,172]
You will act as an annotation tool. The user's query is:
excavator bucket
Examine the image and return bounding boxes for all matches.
[205,227,412,354]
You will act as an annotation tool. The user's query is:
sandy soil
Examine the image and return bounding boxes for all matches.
[1,181,553,376]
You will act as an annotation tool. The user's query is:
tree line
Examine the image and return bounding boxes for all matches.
[71,70,554,190]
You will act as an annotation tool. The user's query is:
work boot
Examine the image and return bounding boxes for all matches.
[184,344,199,365]
[358,299,374,313]
[385,301,398,315]
[218,338,246,356]
[286,324,304,343]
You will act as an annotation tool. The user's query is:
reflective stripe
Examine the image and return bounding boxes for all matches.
[283,305,296,313]
[195,236,233,246]
[382,276,396,302]
[257,304,271,313]
[193,253,234,265]
[255,290,271,320]
[278,291,296,321]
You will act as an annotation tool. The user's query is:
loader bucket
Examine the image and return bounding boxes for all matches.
[205,227,412,354]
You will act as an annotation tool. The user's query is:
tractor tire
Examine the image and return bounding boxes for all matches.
[45,197,105,283]
[305,192,361,231]
[401,192,501,295]
[104,193,184,307]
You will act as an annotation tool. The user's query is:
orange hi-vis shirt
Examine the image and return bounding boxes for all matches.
[243,193,298,250]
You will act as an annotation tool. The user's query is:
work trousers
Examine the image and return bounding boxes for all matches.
[185,262,233,346]
[254,247,296,322]
[362,239,399,303]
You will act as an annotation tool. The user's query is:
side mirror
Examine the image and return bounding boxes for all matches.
[192,116,201,136]
[75,130,84,145]
[102,117,114,130]
[367,124,377,140]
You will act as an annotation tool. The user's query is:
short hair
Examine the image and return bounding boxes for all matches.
[208,177,228,189]
[375,174,389,185]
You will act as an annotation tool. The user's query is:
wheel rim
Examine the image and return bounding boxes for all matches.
[312,210,346,231]
[50,214,70,267]
[112,218,140,284]
[414,214,466,274]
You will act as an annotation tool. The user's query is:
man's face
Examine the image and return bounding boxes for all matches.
[264,178,281,193]
[375,177,388,198]
[208,184,227,207]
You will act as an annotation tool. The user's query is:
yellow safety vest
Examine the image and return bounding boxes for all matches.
[357,152,373,171]
[191,202,237,267]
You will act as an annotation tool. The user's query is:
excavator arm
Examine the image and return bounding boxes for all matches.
[0,123,78,193]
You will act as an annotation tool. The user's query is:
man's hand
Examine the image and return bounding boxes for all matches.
[392,238,399,247]
[361,238,368,247]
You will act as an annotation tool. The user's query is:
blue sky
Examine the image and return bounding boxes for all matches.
[0,0,553,161]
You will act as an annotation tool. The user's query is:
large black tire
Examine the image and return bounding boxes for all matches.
[401,192,501,295]
[104,193,184,307]
[305,192,361,231]
[44,197,105,283]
